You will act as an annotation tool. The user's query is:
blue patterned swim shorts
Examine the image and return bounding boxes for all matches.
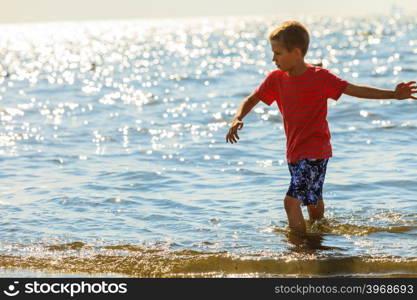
[286,158,329,206]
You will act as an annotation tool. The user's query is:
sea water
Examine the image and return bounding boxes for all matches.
[0,13,416,277]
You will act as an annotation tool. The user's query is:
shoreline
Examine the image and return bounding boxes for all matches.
[1,267,416,278]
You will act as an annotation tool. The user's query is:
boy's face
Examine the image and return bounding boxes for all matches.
[270,40,302,71]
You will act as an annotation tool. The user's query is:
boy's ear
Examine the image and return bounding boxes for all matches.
[294,47,303,57]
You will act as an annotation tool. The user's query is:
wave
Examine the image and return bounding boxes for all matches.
[1,242,416,278]
[272,218,417,237]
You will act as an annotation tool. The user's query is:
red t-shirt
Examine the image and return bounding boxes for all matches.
[253,64,348,163]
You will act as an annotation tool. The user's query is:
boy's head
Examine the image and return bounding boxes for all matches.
[268,21,310,71]
[269,21,309,57]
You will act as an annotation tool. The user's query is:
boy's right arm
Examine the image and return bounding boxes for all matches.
[226,93,261,144]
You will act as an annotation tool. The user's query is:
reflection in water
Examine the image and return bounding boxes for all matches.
[285,231,333,253]
[283,219,346,253]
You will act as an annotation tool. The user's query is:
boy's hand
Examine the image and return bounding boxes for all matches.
[394,81,417,100]
[226,118,244,144]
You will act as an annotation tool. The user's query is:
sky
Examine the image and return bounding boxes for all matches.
[0,0,416,24]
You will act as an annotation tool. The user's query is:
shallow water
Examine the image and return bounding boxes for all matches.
[0,13,417,277]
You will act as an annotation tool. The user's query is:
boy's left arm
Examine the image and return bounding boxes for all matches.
[344,81,417,100]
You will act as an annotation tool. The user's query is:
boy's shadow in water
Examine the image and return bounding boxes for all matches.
[285,231,330,253]
[282,220,345,254]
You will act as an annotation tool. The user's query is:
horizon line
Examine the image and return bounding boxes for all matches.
[1,10,416,26]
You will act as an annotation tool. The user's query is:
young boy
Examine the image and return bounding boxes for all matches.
[226,20,417,234]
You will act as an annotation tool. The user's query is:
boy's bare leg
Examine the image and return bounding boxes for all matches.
[307,199,324,222]
[284,195,306,233]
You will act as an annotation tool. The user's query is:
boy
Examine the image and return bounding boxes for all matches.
[226,20,417,234]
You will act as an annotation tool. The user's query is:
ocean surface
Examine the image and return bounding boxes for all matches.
[0,13,417,277]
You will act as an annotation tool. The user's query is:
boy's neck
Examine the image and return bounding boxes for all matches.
[286,61,307,77]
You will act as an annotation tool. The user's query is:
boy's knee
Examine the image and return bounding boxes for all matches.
[307,202,324,219]
[284,195,302,210]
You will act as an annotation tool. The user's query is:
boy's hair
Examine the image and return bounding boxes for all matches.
[269,21,309,57]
